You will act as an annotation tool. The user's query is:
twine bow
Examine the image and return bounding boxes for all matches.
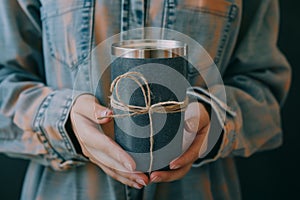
[99,71,188,172]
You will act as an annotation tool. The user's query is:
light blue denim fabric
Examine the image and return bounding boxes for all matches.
[0,0,291,199]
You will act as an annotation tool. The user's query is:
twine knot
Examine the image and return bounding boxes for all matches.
[100,71,188,172]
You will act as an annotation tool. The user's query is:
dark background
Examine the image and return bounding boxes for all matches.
[236,0,300,199]
[0,0,299,199]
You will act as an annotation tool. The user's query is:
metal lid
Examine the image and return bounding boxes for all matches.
[111,39,187,58]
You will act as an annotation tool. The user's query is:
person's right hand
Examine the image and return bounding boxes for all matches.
[70,94,149,189]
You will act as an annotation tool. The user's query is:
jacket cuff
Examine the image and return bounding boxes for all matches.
[187,87,237,167]
[33,89,89,170]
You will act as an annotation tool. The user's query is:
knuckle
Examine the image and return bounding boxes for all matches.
[127,173,138,181]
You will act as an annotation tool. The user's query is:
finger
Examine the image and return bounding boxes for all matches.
[72,94,112,124]
[94,106,113,124]
[71,116,136,172]
[85,129,136,171]
[169,132,206,170]
[95,161,142,189]
[71,110,113,139]
[87,146,136,172]
[85,136,136,172]
[92,159,148,189]
[150,164,192,183]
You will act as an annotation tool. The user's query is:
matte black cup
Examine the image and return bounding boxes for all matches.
[111,40,188,172]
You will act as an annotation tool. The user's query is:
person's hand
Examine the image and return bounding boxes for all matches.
[150,102,210,183]
[70,94,149,189]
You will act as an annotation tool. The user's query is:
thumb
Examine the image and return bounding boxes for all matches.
[185,116,200,133]
[184,102,209,134]
[72,94,112,124]
[184,102,201,133]
[94,106,113,124]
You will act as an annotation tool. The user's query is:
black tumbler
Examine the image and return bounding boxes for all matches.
[110,40,188,172]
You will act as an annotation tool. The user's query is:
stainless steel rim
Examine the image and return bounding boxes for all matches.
[111,39,187,58]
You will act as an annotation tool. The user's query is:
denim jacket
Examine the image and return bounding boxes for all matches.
[0,0,291,199]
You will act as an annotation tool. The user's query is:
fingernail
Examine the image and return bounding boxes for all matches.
[136,179,147,186]
[101,109,109,117]
[96,110,106,119]
[97,109,111,119]
[170,164,180,170]
[133,183,143,189]
[151,176,161,183]
[124,163,133,171]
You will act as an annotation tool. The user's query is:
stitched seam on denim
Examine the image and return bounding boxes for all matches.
[42,4,92,69]
[73,2,93,70]
[166,0,176,29]
[43,17,54,63]
[88,0,95,53]
[121,0,130,33]
[214,4,238,65]
[40,1,93,20]
[130,0,144,27]
[33,93,65,162]
[86,1,95,90]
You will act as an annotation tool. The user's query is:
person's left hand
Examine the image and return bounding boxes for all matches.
[150,102,210,183]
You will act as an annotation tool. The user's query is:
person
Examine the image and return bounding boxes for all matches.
[0,0,291,199]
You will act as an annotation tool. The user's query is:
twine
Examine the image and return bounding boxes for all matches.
[99,71,188,172]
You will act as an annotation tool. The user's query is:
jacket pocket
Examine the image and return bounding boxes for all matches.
[175,0,238,66]
[40,0,93,69]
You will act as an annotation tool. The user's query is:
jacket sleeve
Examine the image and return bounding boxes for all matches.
[0,0,88,170]
[192,0,291,167]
